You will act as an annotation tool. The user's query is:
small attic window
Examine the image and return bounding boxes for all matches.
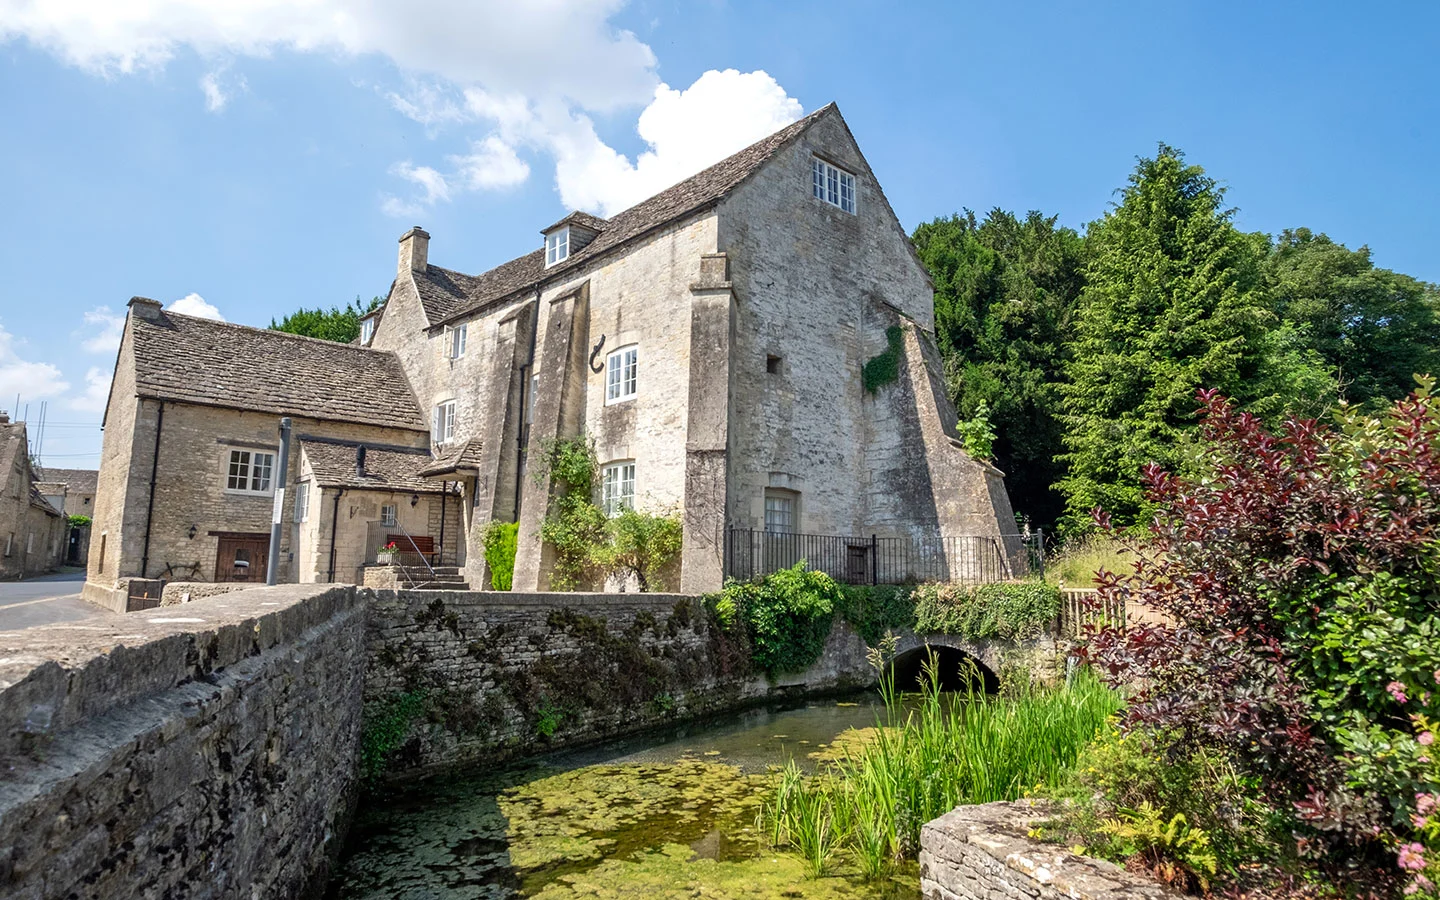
[360,318,375,345]
[545,227,570,267]
[812,157,856,214]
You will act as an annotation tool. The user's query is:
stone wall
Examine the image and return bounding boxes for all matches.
[363,589,875,778]
[0,584,367,898]
[920,801,1178,900]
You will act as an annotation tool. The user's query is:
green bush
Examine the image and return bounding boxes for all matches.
[913,581,1060,640]
[483,521,518,590]
[533,437,608,589]
[717,563,841,675]
[593,507,683,591]
[836,584,917,645]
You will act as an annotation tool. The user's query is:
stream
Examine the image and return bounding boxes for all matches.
[328,693,922,899]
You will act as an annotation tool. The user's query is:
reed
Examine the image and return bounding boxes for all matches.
[762,651,1119,878]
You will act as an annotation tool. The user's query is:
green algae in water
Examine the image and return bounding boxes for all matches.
[329,699,920,899]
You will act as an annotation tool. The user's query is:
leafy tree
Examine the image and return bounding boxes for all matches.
[270,296,382,343]
[1266,228,1440,407]
[594,507,683,592]
[912,209,1084,529]
[1057,145,1274,534]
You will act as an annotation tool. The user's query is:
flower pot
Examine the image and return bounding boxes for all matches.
[377,551,398,566]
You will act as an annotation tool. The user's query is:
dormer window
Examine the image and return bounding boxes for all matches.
[545,227,570,267]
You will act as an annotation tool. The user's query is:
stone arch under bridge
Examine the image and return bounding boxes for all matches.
[884,630,1062,693]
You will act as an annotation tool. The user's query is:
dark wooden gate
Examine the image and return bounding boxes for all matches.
[214,533,270,583]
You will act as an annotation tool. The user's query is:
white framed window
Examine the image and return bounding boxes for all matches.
[448,323,468,359]
[380,504,397,527]
[600,462,635,517]
[526,373,538,425]
[433,400,457,444]
[545,227,570,267]
[3,533,11,556]
[765,490,798,534]
[811,157,856,214]
[26,533,33,554]
[225,449,276,494]
[360,318,375,345]
[293,481,310,523]
[605,345,638,403]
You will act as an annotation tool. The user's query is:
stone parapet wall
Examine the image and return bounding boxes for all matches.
[158,579,254,605]
[0,584,367,899]
[920,800,1178,900]
[364,589,875,778]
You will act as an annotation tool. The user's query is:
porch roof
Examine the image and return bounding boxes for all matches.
[299,439,459,495]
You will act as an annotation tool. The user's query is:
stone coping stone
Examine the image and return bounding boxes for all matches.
[368,589,698,609]
[920,800,1180,900]
[0,583,358,761]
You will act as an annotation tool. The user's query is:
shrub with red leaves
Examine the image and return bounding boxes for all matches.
[1080,378,1440,870]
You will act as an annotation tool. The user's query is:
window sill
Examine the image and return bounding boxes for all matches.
[604,394,637,407]
[223,489,275,498]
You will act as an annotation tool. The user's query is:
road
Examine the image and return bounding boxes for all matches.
[0,570,112,631]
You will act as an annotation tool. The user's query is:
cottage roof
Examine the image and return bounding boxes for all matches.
[34,468,98,495]
[409,104,834,327]
[129,311,427,431]
[416,438,484,478]
[299,439,457,494]
[28,485,61,517]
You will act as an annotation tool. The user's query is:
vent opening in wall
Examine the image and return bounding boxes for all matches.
[766,355,782,374]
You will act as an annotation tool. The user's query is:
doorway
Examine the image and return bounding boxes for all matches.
[214,533,270,583]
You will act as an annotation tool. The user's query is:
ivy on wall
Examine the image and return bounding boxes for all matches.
[913,581,1061,640]
[862,325,905,393]
[531,436,683,591]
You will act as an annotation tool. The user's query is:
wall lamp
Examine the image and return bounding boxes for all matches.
[410,494,420,507]
[187,525,198,540]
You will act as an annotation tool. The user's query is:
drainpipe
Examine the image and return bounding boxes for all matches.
[139,400,165,578]
[438,481,447,566]
[266,417,292,586]
[326,488,344,583]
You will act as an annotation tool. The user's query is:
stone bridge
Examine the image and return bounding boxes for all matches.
[886,628,1066,693]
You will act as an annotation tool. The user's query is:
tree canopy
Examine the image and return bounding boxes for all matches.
[270,296,382,343]
[912,143,1439,538]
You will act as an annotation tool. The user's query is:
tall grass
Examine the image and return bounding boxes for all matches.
[1046,534,1133,587]
[763,653,1120,878]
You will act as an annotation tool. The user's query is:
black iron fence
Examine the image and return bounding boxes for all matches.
[725,529,1044,585]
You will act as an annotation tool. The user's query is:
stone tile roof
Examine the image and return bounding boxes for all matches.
[129,311,427,431]
[421,104,834,327]
[416,439,484,477]
[34,468,98,495]
[299,439,456,494]
[28,485,61,517]
[541,210,609,235]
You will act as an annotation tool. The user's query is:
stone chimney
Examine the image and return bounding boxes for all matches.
[398,226,430,274]
[128,296,163,321]
[0,411,8,424]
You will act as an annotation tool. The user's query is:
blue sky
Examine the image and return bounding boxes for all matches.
[1,0,1436,467]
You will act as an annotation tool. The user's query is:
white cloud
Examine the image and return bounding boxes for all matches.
[0,0,657,109]
[69,367,112,413]
[0,322,69,410]
[452,136,529,191]
[78,305,126,355]
[0,3,805,226]
[168,293,225,320]
[199,69,246,112]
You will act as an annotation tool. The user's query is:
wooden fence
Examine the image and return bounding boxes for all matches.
[1058,588,1172,636]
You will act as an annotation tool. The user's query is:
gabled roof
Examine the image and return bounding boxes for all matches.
[29,485,61,517]
[414,104,835,327]
[129,310,427,432]
[416,438,484,478]
[299,438,456,494]
[34,468,98,495]
[541,210,609,235]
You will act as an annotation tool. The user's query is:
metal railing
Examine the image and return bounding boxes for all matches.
[725,529,1044,585]
[366,519,437,589]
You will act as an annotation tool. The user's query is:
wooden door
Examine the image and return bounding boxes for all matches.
[215,534,270,583]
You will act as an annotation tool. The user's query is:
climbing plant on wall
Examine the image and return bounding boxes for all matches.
[862,326,905,393]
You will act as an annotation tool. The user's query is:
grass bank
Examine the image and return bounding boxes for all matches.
[763,651,1120,879]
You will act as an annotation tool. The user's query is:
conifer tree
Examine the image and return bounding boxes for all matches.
[1057,145,1271,533]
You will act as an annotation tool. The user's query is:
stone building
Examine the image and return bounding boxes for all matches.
[368,103,1016,592]
[82,300,461,611]
[34,467,98,564]
[0,414,66,579]
[86,102,1018,602]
